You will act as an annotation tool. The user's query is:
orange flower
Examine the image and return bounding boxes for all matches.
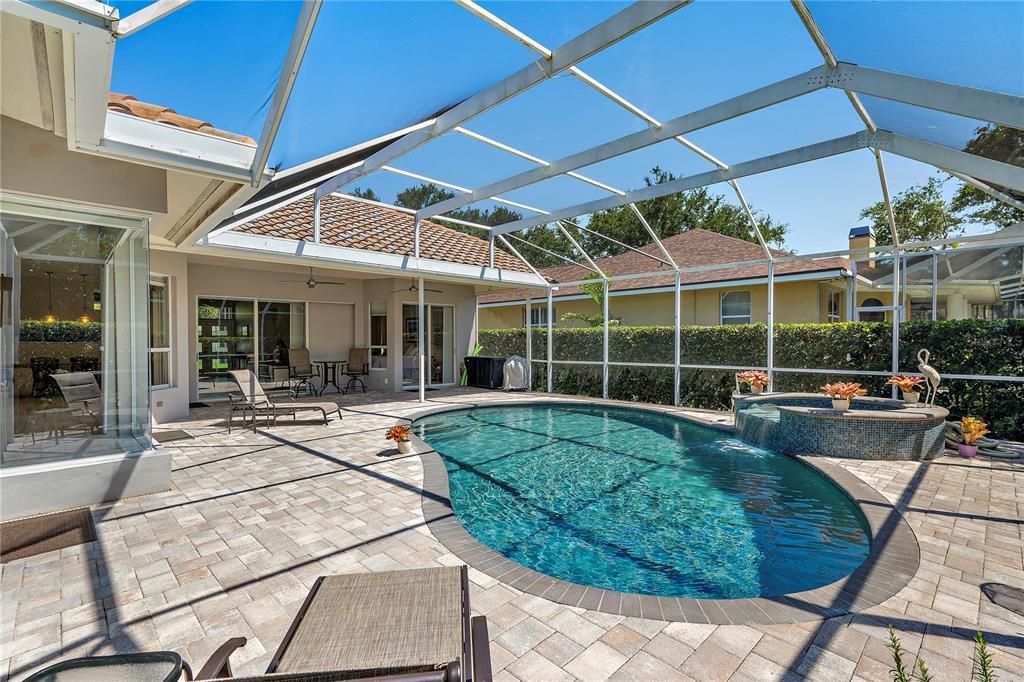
[960,417,990,445]
[737,370,770,389]
[886,375,926,392]
[821,382,868,400]
[385,424,412,442]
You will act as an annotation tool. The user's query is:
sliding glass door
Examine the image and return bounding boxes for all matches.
[196,298,307,398]
[402,303,455,387]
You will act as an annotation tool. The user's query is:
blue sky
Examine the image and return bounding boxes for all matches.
[110,1,1022,255]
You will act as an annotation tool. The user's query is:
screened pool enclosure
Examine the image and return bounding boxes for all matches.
[114,0,1023,404]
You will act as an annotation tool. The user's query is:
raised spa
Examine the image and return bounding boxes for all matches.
[734,393,949,461]
[415,403,870,600]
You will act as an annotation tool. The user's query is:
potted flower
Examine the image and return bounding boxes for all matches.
[886,375,926,404]
[821,381,867,412]
[385,424,414,454]
[958,417,989,458]
[737,370,770,395]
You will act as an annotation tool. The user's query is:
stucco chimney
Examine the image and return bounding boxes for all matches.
[849,225,875,254]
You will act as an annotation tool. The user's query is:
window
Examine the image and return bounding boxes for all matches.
[522,305,552,327]
[370,301,387,369]
[859,297,886,322]
[150,276,171,388]
[720,291,751,325]
[827,291,841,323]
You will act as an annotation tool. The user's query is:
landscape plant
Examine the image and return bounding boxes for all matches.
[887,626,998,682]
[479,319,1024,439]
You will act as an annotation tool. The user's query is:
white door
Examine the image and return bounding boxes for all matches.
[0,225,16,450]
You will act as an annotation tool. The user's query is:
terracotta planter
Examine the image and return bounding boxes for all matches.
[397,439,413,455]
[958,443,978,458]
[831,398,850,412]
[902,391,920,405]
[751,384,763,395]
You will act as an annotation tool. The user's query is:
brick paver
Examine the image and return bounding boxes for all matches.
[2,389,1022,681]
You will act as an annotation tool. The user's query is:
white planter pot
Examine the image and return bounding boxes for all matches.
[831,398,850,412]
[397,439,413,455]
[751,384,763,395]
[903,391,920,405]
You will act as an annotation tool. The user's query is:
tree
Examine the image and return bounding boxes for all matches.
[950,183,1024,228]
[350,187,380,201]
[577,167,787,258]
[859,176,963,245]
[950,123,1024,228]
[393,182,574,267]
[559,273,618,327]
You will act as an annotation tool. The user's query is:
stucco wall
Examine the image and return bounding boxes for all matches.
[481,281,843,329]
[1,116,167,213]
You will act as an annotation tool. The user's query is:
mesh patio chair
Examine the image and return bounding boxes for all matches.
[52,371,102,433]
[343,348,369,394]
[289,348,319,397]
[227,369,341,433]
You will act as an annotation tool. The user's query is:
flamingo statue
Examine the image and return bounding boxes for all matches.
[917,349,941,406]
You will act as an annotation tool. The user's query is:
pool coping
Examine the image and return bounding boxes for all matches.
[408,396,921,625]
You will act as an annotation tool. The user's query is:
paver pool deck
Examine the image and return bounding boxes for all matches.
[2,388,1022,681]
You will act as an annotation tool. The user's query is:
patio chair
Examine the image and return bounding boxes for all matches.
[289,347,319,397]
[52,371,102,433]
[29,356,59,397]
[227,369,341,433]
[26,567,491,682]
[343,347,369,394]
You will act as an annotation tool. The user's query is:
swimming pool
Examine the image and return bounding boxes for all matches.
[415,403,870,600]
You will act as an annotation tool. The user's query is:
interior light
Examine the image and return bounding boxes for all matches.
[43,271,56,322]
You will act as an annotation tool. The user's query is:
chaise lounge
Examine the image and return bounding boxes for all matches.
[227,369,342,432]
[26,566,491,682]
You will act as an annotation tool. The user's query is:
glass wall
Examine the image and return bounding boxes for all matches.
[196,298,254,398]
[402,303,455,386]
[196,298,308,398]
[1,201,150,468]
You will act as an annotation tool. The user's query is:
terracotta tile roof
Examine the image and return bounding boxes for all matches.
[478,229,850,303]
[107,93,256,145]
[231,193,531,272]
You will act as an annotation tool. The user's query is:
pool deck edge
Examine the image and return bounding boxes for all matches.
[408,395,921,625]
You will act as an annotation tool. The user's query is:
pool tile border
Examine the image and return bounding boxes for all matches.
[410,397,921,625]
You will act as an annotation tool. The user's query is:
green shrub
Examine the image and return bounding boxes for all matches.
[480,320,1024,440]
[19,319,102,342]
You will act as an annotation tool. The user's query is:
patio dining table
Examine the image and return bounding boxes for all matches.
[313,359,347,396]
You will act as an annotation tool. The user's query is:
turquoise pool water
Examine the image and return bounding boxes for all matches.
[415,403,870,599]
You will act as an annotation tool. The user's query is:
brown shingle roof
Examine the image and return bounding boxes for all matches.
[231,194,531,272]
[107,93,256,145]
[478,229,850,303]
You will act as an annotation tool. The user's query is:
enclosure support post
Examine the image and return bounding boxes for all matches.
[418,277,426,403]
[602,278,610,400]
[673,270,681,406]
[546,287,553,393]
[767,261,775,389]
[847,259,857,322]
[525,293,532,391]
[313,195,321,244]
[413,217,421,258]
[931,254,938,322]
[891,247,901,398]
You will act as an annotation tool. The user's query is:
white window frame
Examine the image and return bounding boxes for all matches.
[149,274,172,390]
[720,290,752,325]
[523,305,552,328]
[368,301,388,370]
[827,290,842,323]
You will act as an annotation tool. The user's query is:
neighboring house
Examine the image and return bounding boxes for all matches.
[479,229,854,328]
[479,225,1024,329]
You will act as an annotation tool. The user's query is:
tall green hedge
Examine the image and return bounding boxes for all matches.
[479,320,1024,439]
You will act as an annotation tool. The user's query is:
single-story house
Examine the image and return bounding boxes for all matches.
[478,226,1022,328]
[0,0,540,517]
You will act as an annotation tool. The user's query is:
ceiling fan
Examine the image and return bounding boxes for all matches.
[391,280,443,294]
[279,267,347,289]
